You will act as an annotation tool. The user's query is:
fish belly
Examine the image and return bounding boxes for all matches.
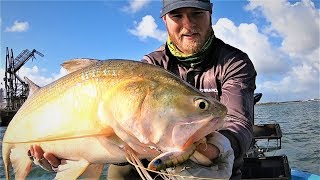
[35,136,129,164]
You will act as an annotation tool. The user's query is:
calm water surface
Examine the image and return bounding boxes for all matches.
[0,101,319,179]
[254,100,320,175]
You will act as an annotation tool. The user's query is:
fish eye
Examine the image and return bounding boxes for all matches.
[154,159,162,165]
[195,99,209,110]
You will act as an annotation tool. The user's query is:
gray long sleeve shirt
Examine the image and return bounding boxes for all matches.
[142,36,257,179]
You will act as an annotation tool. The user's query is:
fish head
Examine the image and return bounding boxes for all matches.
[99,66,227,155]
[127,76,227,153]
[144,87,227,151]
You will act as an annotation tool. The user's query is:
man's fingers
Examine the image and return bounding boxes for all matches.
[29,145,61,167]
[29,144,44,159]
[196,143,220,160]
[29,145,60,172]
[32,145,45,159]
[44,152,61,168]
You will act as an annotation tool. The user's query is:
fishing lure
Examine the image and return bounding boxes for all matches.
[148,143,197,171]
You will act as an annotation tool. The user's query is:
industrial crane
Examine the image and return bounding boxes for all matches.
[1,47,43,126]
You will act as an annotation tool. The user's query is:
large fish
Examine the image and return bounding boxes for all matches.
[2,59,227,179]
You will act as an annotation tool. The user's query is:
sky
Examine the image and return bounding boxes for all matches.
[0,0,319,103]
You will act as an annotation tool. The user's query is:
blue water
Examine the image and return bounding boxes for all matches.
[254,100,320,175]
[0,101,319,179]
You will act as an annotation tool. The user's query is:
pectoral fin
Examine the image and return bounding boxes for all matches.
[54,159,90,180]
[10,147,33,179]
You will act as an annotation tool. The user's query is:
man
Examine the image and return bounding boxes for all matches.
[30,0,256,179]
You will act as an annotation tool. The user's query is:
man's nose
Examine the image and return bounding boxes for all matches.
[182,15,196,29]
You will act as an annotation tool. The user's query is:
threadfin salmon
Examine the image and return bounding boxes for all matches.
[2,59,227,179]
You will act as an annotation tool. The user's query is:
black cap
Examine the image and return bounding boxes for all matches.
[161,0,212,17]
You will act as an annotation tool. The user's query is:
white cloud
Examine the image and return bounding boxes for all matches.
[0,66,68,101]
[123,0,151,13]
[129,15,167,42]
[245,0,320,101]
[211,18,308,102]
[257,62,319,101]
[5,20,29,32]
[246,0,319,62]
[265,64,318,93]
[213,18,289,75]
[18,66,68,87]
[213,12,319,101]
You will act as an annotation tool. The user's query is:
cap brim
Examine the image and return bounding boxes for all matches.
[161,1,212,17]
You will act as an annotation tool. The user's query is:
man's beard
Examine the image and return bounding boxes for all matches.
[169,28,211,55]
[182,38,203,55]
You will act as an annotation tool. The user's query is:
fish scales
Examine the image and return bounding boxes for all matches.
[2,59,227,180]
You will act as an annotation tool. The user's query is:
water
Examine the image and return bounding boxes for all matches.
[0,101,319,179]
[254,100,320,175]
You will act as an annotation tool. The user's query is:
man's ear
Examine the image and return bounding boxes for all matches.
[162,15,166,22]
[162,16,167,26]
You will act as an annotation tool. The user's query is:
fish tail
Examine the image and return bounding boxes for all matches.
[2,143,12,180]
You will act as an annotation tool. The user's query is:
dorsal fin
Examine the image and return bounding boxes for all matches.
[61,58,101,74]
[24,77,40,97]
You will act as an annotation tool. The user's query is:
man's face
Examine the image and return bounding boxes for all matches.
[163,7,212,55]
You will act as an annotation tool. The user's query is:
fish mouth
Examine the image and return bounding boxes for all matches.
[172,116,223,150]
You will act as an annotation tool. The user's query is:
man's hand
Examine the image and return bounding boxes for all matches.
[195,143,220,161]
[29,145,61,171]
[173,132,234,179]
